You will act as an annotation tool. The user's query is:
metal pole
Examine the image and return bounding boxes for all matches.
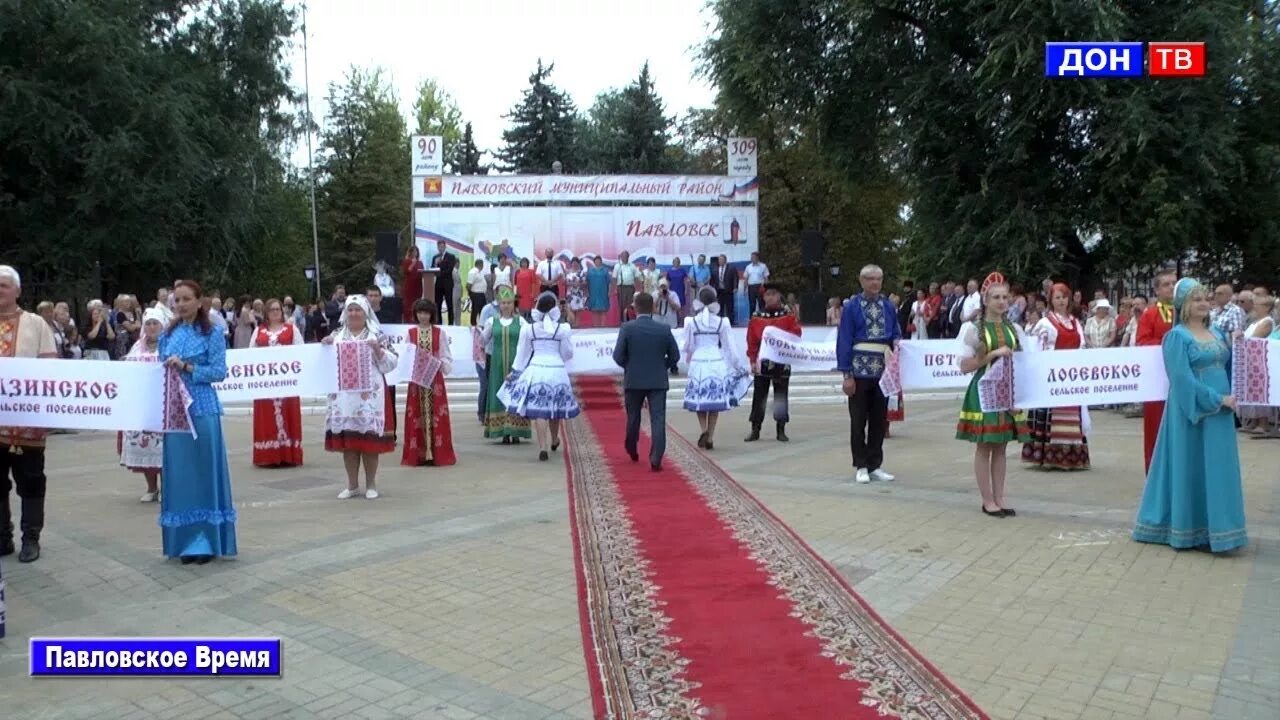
[302,3,322,301]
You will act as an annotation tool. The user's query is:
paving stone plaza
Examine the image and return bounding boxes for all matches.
[0,381,1276,720]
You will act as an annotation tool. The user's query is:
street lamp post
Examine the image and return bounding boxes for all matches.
[302,4,323,305]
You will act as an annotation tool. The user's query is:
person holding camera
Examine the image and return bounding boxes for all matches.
[654,279,681,329]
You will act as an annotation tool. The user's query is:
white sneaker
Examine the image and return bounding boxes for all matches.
[870,469,896,482]
[337,488,361,499]
[855,468,871,484]
[139,492,159,503]
[365,488,379,500]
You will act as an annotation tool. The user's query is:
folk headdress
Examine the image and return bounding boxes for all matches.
[496,285,516,303]
[692,285,720,322]
[1172,277,1204,326]
[337,294,380,339]
[530,291,561,334]
[980,271,1007,296]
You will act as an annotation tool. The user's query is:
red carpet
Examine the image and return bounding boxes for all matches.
[564,375,987,719]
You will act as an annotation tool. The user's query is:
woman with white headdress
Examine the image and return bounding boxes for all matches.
[322,295,399,499]
[118,308,167,501]
[682,286,751,450]
[497,292,580,462]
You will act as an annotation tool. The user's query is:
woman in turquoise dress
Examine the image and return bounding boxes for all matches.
[1133,278,1247,553]
[585,257,611,327]
[159,280,236,565]
[954,272,1032,518]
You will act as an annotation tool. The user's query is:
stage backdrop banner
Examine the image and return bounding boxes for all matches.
[414,204,758,269]
[896,339,970,390]
[757,326,836,372]
[413,174,759,204]
[1012,346,1168,409]
[0,357,162,432]
[213,344,339,403]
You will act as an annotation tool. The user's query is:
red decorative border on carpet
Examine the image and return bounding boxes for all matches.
[564,376,987,719]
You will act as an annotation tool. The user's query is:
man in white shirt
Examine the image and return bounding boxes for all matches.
[537,248,564,296]
[466,259,490,326]
[960,278,981,323]
[612,250,638,313]
[743,252,770,315]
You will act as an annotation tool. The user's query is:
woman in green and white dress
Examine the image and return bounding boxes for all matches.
[481,286,532,443]
[955,272,1032,518]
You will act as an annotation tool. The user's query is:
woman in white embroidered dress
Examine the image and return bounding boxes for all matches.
[322,296,398,499]
[498,292,580,462]
[119,308,166,502]
[682,287,751,450]
[251,299,305,467]
[910,289,929,340]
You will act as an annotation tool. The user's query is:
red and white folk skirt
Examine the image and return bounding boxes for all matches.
[252,397,305,467]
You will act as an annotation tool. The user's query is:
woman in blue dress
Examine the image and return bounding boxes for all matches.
[1133,278,1247,553]
[159,280,236,565]
[585,257,611,327]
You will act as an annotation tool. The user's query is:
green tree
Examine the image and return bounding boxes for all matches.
[496,60,581,173]
[581,63,676,173]
[456,122,488,175]
[0,0,304,298]
[700,0,1280,291]
[315,66,410,290]
[412,78,464,171]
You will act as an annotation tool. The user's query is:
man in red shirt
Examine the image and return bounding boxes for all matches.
[745,284,802,442]
[1136,269,1177,473]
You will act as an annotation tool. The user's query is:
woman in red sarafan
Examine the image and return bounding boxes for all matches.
[400,245,425,322]
[402,298,457,467]
[1021,282,1091,470]
[251,298,305,467]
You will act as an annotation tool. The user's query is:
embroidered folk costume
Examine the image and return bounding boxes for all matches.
[956,319,1032,444]
[682,293,751,413]
[119,309,167,476]
[497,295,581,420]
[745,286,803,441]
[324,296,399,454]
[0,298,57,564]
[835,282,901,480]
[1136,296,1175,472]
[1133,279,1247,552]
[158,307,237,561]
[481,287,532,440]
[1022,285,1091,470]
[251,322,304,467]
[402,324,457,466]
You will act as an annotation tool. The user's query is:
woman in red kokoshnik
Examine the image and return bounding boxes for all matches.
[402,298,457,467]
[1021,282,1091,470]
[251,299,305,467]
[956,273,1032,517]
[1136,269,1176,472]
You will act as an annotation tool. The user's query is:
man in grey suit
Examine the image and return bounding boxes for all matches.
[612,292,682,471]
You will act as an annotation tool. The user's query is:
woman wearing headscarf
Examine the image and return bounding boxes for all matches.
[159,280,235,565]
[119,308,167,502]
[498,292,580,461]
[682,286,751,450]
[322,295,399,499]
[1133,278,1247,553]
[955,273,1032,518]
[1021,282,1091,470]
[481,286,531,443]
[402,298,456,467]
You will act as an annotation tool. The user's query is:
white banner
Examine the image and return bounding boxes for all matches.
[414,204,759,267]
[212,344,338,403]
[413,174,759,204]
[727,138,758,177]
[897,339,970,390]
[1013,346,1168,408]
[410,135,443,176]
[757,326,836,371]
[0,357,162,432]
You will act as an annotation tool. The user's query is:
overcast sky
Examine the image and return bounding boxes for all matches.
[286,0,718,168]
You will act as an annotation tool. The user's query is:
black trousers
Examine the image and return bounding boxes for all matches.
[748,366,790,426]
[624,389,668,465]
[0,445,47,541]
[469,292,487,325]
[848,378,888,471]
[717,290,734,321]
[435,282,456,325]
[747,284,763,315]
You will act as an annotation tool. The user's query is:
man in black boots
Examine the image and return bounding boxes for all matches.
[0,265,59,562]
[744,284,802,442]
